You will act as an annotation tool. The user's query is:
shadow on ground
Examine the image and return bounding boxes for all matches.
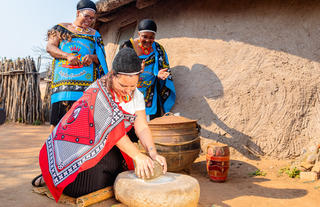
[191,160,307,207]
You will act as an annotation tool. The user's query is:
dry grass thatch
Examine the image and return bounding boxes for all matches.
[96,0,135,13]
[96,0,159,15]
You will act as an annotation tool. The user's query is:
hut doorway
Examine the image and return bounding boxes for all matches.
[113,22,137,58]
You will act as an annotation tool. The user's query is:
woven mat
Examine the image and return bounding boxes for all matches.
[32,185,114,207]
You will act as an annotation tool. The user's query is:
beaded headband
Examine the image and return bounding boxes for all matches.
[139,30,156,34]
[78,8,96,13]
[117,71,141,75]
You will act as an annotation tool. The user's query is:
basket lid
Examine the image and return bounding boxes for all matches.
[148,115,197,125]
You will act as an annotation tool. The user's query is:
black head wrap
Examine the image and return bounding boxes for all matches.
[77,0,97,12]
[113,48,142,75]
[138,19,157,33]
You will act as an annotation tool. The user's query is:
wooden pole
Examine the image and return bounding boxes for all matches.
[0,57,42,124]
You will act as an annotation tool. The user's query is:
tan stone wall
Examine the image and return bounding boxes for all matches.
[99,0,320,158]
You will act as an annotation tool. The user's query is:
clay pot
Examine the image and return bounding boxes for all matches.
[206,143,230,182]
[148,115,201,172]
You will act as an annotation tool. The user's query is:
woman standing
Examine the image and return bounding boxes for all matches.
[47,0,108,133]
[121,19,176,120]
[33,48,167,202]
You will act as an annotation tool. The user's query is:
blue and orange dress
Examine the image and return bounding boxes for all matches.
[121,38,176,119]
[49,24,108,125]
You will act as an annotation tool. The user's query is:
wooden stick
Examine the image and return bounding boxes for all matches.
[76,186,114,207]
[0,57,43,123]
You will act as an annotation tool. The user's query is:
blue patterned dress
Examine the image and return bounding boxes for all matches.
[50,24,108,104]
[122,38,176,116]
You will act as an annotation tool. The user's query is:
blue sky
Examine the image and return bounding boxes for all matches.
[0,0,89,60]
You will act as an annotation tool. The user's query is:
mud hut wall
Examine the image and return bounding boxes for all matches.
[100,22,124,70]
[99,0,320,158]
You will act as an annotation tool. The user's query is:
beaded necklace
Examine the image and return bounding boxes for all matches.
[102,76,133,104]
[138,40,152,55]
[114,92,132,104]
[111,89,132,104]
[120,94,132,103]
[72,23,91,33]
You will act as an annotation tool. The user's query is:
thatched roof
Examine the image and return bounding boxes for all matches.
[96,0,159,23]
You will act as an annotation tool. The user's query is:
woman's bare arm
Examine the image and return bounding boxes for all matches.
[134,110,167,173]
[134,110,157,156]
[46,35,81,66]
[116,134,154,178]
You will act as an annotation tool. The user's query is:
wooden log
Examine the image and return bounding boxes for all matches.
[28,75,33,124]
[16,74,22,121]
[0,62,3,104]
[3,61,8,111]
[18,73,24,122]
[6,61,13,120]
[34,74,38,122]
[11,73,16,120]
[21,71,27,123]
[1,70,7,109]
[31,74,36,123]
[36,73,41,122]
[0,68,4,108]
[14,73,19,121]
[31,59,37,123]
[28,58,33,73]
[17,73,22,121]
[6,64,10,110]
[5,71,11,119]
[76,186,114,207]
[20,73,24,121]
[25,60,29,123]
[37,56,41,72]
[0,57,42,123]
[24,73,29,123]
[42,81,51,122]
[37,73,41,121]
[14,74,18,121]
[4,72,9,119]
[9,73,13,120]
[11,73,17,121]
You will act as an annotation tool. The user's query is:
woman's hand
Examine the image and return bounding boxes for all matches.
[133,153,155,179]
[157,68,170,80]
[67,55,81,66]
[133,110,167,174]
[149,153,167,174]
[82,55,93,66]
[141,60,145,72]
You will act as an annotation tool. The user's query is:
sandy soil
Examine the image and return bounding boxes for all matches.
[0,123,319,207]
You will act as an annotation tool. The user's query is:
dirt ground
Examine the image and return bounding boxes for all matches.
[0,123,319,207]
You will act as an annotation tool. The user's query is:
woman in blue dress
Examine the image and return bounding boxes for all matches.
[121,19,176,121]
[46,0,108,133]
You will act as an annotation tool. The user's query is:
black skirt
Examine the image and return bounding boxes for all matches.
[62,127,140,198]
[63,146,126,198]
[50,101,75,126]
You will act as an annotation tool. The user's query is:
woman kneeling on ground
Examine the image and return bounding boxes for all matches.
[32,48,167,202]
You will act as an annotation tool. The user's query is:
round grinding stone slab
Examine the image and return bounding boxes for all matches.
[114,171,200,207]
